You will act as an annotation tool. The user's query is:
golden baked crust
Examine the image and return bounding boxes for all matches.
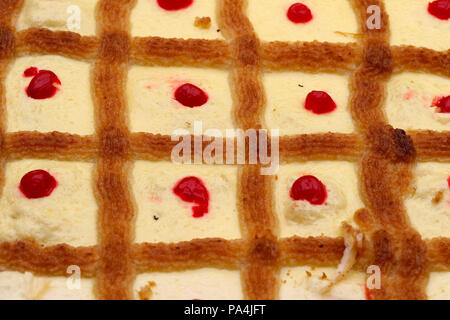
[0,0,449,300]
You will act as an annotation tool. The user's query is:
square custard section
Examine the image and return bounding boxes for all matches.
[132,161,241,243]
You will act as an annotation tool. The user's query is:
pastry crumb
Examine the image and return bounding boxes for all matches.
[194,16,211,29]
[138,281,156,300]
[432,190,444,205]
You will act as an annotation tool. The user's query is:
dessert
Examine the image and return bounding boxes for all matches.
[5,55,94,134]
[132,161,240,243]
[127,66,233,135]
[247,0,359,43]
[0,0,448,300]
[386,0,450,51]
[0,159,97,247]
[263,71,354,135]
[385,72,450,131]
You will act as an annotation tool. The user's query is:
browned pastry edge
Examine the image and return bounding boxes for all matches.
[0,26,15,60]
[8,30,450,78]
[0,236,447,276]
[4,131,98,161]
[130,37,231,67]
[279,237,346,268]
[7,130,446,165]
[261,41,361,72]
[391,46,450,77]
[219,0,279,300]
[0,13,20,297]
[93,0,136,300]
[132,131,363,163]
[0,58,9,202]
[409,130,450,161]
[426,238,450,271]
[278,133,363,162]
[349,0,429,300]
[15,28,99,61]
[0,240,98,277]
[0,6,446,76]
[0,0,23,202]
[0,0,23,26]
[0,0,448,301]
[0,131,363,163]
[133,238,246,272]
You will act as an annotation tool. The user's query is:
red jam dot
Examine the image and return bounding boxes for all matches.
[174,83,208,107]
[23,67,38,77]
[26,70,61,100]
[447,176,450,189]
[173,176,209,218]
[304,90,337,114]
[434,95,450,113]
[287,3,313,23]
[290,175,327,205]
[157,0,193,11]
[428,0,450,20]
[19,170,57,199]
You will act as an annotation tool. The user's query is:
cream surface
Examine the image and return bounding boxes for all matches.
[386,0,450,51]
[405,162,450,238]
[131,0,223,39]
[428,272,450,300]
[275,161,364,238]
[128,65,234,135]
[0,159,97,246]
[5,55,95,135]
[385,72,450,131]
[263,71,354,135]
[247,0,359,43]
[134,268,243,300]
[0,271,95,300]
[16,0,98,36]
[280,266,366,300]
[132,161,241,243]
